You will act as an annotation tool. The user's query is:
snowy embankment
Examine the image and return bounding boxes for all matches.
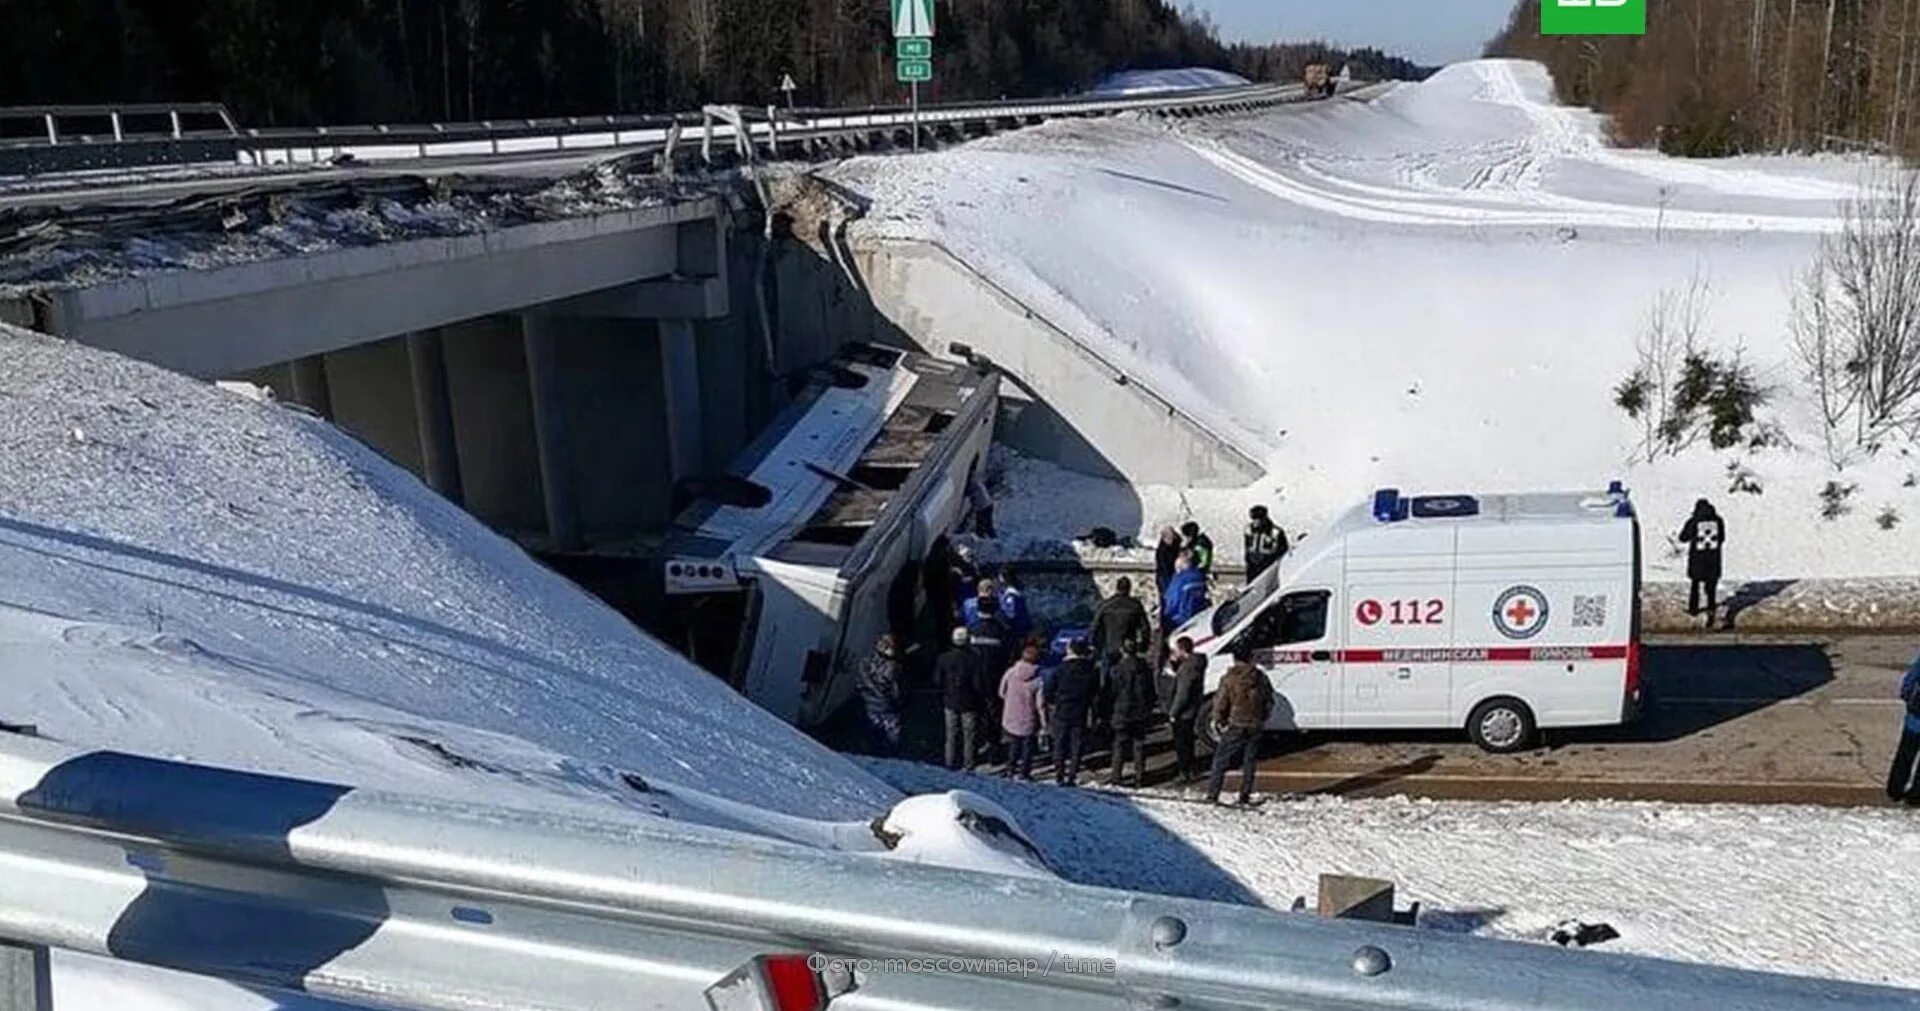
[830,59,1920,585]
[874,761,1920,991]
[0,325,1038,1007]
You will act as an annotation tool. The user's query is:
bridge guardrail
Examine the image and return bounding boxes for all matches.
[0,732,1914,1011]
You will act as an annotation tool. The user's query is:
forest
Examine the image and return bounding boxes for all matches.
[0,0,1428,128]
[1491,0,1920,158]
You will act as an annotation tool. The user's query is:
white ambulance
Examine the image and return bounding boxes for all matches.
[1174,486,1643,753]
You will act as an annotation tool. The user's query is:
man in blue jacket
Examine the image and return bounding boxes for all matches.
[1162,554,1210,632]
[1889,654,1920,805]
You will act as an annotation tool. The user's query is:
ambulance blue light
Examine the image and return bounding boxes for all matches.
[1371,488,1407,523]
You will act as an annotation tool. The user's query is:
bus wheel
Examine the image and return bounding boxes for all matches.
[1468,698,1536,753]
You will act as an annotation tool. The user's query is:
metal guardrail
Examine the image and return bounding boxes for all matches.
[0,732,1914,1010]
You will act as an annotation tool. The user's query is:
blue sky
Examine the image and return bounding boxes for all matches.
[1189,0,1519,66]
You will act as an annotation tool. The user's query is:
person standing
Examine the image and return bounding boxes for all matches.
[1244,506,1289,582]
[1047,640,1099,786]
[936,628,984,771]
[1161,554,1211,633]
[997,568,1033,641]
[855,634,906,756]
[1105,639,1157,788]
[1090,577,1152,730]
[1206,648,1274,806]
[1167,636,1207,783]
[999,645,1047,781]
[969,596,1010,752]
[1180,521,1215,574]
[961,577,998,632]
[1153,526,1183,604]
[1888,652,1920,805]
[1679,499,1725,627]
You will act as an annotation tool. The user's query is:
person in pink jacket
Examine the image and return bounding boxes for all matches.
[999,644,1048,780]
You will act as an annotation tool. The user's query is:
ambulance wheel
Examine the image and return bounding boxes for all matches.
[1467,698,1536,753]
[1196,697,1221,752]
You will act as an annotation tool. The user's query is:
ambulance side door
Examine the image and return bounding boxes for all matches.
[1230,590,1337,730]
[1340,528,1458,729]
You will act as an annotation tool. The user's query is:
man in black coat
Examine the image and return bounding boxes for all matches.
[1679,499,1726,627]
[936,627,984,770]
[1047,640,1100,786]
[1090,575,1151,699]
[1105,639,1158,788]
[1244,505,1289,582]
[1166,635,1207,782]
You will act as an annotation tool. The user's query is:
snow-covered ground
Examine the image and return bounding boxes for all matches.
[0,325,1037,1006]
[1092,67,1252,96]
[874,761,1920,991]
[830,59,1920,583]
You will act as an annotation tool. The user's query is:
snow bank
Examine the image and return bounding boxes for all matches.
[1092,68,1251,96]
[872,762,1920,990]
[829,59,1920,583]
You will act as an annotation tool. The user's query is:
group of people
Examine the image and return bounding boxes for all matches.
[854,506,1291,805]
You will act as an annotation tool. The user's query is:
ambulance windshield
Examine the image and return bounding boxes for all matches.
[1212,561,1282,636]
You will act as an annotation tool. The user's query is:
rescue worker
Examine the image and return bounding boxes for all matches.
[1089,577,1152,728]
[936,627,984,770]
[1244,505,1289,581]
[1888,651,1920,805]
[1105,639,1157,788]
[1167,636,1207,783]
[1180,521,1215,574]
[1162,553,1211,633]
[949,543,979,620]
[999,645,1047,780]
[1678,499,1725,626]
[1206,647,1274,806]
[1047,639,1099,786]
[1153,526,1183,603]
[969,595,1011,750]
[855,634,905,756]
[961,577,998,632]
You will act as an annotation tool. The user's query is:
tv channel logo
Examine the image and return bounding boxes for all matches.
[1542,0,1646,36]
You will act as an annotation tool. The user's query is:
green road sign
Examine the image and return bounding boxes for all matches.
[1541,0,1645,36]
[892,0,935,38]
[896,37,933,60]
[896,57,933,84]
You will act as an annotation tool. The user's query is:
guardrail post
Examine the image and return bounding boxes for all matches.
[109,112,124,143]
[41,115,55,146]
[0,940,51,1011]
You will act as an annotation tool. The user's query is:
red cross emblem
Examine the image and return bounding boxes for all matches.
[1505,598,1537,627]
[1493,586,1548,640]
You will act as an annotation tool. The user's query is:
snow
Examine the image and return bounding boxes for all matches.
[1092,68,1252,96]
[828,59,1920,584]
[871,762,1920,991]
[0,325,1037,1006]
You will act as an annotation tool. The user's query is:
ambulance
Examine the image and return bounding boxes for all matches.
[1174,486,1642,753]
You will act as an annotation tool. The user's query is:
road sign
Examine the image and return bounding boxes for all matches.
[896,58,933,84]
[779,74,798,93]
[896,37,932,60]
[892,0,935,38]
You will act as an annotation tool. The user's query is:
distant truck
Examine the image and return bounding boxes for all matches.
[1168,486,1643,753]
[1303,63,1337,99]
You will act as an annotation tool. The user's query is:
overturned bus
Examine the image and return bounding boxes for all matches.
[657,344,998,726]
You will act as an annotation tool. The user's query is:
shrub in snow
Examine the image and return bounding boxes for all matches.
[1819,480,1858,521]
[1726,461,1763,496]
[1618,274,1772,460]
[1791,169,1920,462]
[1878,506,1902,530]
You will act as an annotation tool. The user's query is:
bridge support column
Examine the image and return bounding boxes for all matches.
[407,329,464,504]
[520,318,581,551]
[289,354,332,418]
[658,319,704,482]
[0,940,50,1011]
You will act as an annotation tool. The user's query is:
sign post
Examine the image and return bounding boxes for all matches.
[891,0,935,150]
[778,73,798,110]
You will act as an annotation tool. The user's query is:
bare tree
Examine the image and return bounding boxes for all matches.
[1619,270,1714,460]
[1792,169,1920,453]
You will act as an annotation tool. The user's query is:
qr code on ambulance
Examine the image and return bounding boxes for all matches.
[1572,594,1609,628]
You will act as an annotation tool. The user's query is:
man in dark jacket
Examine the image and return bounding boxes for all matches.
[936,627,984,770]
[1888,654,1920,804]
[1047,640,1100,786]
[1105,639,1158,788]
[1679,499,1725,627]
[1153,526,1182,605]
[1090,577,1152,732]
[1180,521,1215,574]
[856,634,906,756]
[1167,636,1207,782]
[1206,648,1275,805]
[969,595,1010,747]
[1244,505,1289,581]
